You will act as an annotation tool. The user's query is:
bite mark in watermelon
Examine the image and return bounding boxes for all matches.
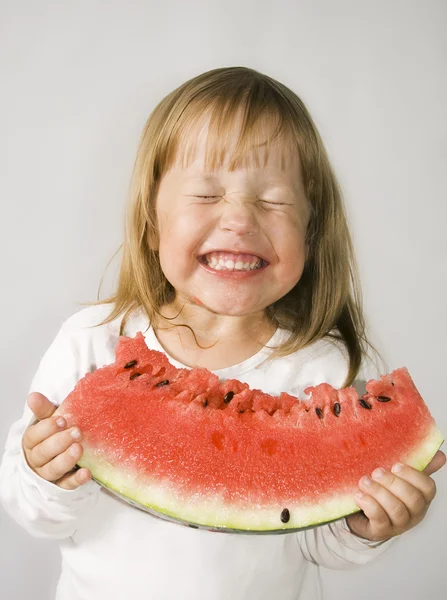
[56,332,444,533]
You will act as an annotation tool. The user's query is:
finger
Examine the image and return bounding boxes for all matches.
[23,415,67,451]
[27,392,57,421]
[359,475,411,532]
[36,442,83,482]
[370,467,428,519]
[55,467,92,490]
[422,450,446,476]
[390,463,437,504]
[353,491,393,541]
[28,427,82,468]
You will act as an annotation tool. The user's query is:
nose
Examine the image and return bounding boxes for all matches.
[218,196,259,236]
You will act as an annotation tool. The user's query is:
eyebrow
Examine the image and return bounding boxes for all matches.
[185,174,294,188]
[184,172,218,182]
[181,168,299,193]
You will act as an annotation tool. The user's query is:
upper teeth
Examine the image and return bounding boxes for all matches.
[203,252,263,271]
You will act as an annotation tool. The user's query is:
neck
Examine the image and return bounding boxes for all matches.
[151,295,277,370]
[154,295,274,341]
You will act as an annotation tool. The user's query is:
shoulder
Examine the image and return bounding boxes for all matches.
[28,304,149,405]
[305,335,389,395]
[293,335,352,390]
[60,304,148,339]
[55,304,118,358]
[255,333,351,396]
[296,333,389,383]
[56,304,149,370]
[265,331,387,397]
[354,345,389,392]
[27,304,120,406]
[61,303,119,334]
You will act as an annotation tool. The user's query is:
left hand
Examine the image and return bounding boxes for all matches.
[346,450,446,542]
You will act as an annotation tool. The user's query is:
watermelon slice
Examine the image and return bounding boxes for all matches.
[55,332,443,533]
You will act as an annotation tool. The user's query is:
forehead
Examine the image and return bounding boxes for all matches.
[169,112,301,180]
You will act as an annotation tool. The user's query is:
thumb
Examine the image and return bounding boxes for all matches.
[27,392,57,421]
[423,450,446,477]
[345,511,371,541]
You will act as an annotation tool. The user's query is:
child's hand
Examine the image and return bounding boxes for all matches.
[22,392,92,490]
[346,450,446,542]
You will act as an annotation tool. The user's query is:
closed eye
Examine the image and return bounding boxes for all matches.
[192,196,291,206]
[259,200,291,206]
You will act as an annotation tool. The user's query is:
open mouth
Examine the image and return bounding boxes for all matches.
[198,251,268,272]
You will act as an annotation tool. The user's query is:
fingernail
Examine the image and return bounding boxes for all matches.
[392,462,403,474]
[355,492,364,500]
[372,467,385,480]
[361,475,372,487]
[56,417,65,428]
[70,428,81,440]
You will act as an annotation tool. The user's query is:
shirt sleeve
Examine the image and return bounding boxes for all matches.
[0,320,101,540]
[296,344,399,569]
[297,517,399,570]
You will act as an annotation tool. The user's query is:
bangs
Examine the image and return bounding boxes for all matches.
[161,83,299,176]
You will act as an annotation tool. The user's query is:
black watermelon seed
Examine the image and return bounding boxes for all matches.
[129,372,141,380]
[333,402,341,417]
[280,508,290,523]
[124,360,137,369]
[224,391,234,403]
[359,398,372,409]
[155,379,170,388]
[315,407,324,419]
[377,395,391,402]
[202,399,208,408]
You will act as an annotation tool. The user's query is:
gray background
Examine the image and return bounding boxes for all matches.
[1,1,446,598]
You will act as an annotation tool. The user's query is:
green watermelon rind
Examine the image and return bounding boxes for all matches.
[78,424,444,533]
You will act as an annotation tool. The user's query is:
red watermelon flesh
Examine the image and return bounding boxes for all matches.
[56,332,444,533]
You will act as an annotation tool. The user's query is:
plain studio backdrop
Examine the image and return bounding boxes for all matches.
[1,1,446,599]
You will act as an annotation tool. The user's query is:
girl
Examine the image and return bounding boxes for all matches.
[0,66,444,600]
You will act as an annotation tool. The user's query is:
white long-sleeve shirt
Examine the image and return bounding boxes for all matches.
[0,304,398,600]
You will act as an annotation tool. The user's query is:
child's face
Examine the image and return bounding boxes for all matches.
[154,121,310,318]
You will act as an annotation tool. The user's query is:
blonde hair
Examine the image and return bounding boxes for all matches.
[87,66,374,387]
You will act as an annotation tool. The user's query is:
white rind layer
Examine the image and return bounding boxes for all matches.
[78,424,444,532]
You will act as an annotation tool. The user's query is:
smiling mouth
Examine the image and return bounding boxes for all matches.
[198,251,267,272]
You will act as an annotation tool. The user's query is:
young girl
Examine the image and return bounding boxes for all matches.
[0,66,444,600]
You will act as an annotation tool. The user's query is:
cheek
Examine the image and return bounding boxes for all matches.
[158,211,209,275]
[264,234,306,304]
[174,206,212,237]
[275,225,307,269]
[159,211,198,249]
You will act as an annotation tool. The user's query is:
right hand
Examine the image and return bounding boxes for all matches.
[22,392,92,490]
